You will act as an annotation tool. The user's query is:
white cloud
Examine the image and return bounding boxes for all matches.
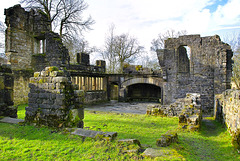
[211,0,240,31]
[1,0,240,61]
[84,0,218,51]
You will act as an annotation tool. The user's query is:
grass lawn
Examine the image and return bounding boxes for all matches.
[0,104,239,160]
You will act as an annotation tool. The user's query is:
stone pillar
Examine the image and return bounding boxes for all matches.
[26,66,84,128]
[0,64,16,118]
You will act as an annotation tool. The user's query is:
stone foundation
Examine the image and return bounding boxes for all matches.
[147,93,202,131]
[25,67,84,128]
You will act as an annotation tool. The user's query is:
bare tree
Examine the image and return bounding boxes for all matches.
[221,32,240,52]
[102,25,144,73]
[21,0,94,40]
[64,36,94,64]
[115,33,144,73]
[231,46,240,89]
[222,32,240,89]
[151,29,187,51]
[0,21,6,51]
[20,0,62,30]
[101,24,119,74]
[58,0,94,40]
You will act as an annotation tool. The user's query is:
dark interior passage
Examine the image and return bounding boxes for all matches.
[127,83,161,102]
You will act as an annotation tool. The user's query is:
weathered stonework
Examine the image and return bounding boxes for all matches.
[26,67,84,128]
[156,131,178,147]
[4,5,70,104]
[4,5,234,117]
[215,90,240,149]
[147,93,202,131]
[0,64,16,117]
[158,35,233,113]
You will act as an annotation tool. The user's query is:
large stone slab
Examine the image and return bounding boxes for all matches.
[142,148,183,159]
[71,128,117,140]
[0,117,24,124]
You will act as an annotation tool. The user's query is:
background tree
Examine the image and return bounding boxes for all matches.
[232,48,240,89]
[20,0,62,30]
[102,25,144,73]
[151,29,187,51]
[21,0,94,40]
[21,0,94,63]
[64,37,90,64]
[58,0,94,40]
[0,21,5,50]
[114,33,144,73]
[101,24,118,74]
[222,32,240,89]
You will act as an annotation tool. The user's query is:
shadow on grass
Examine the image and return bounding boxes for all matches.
[175,118,239,161]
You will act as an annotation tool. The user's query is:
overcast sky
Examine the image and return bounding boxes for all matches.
[1,0,240,57]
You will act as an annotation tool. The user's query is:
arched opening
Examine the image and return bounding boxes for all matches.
[178,45,190,73]
[126,83,161,102]
[110,82,119,100]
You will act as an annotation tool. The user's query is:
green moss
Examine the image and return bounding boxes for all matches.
[48,66,59,72]
[34,72,40,77]
[38,79,44,84]
[67,109,81,127]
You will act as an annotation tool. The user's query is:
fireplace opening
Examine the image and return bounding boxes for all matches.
[126,83,161,102]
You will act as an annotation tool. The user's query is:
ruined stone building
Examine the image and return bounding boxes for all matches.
[4,5,106,105]
[1,4,233,125]
[157,35,233,113]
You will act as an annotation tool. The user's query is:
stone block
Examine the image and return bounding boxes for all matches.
[118,139,141,147]
[156,131,178,147]
[0,117,24,124]
[56,83,65,89]
[187,115,199,125]
[41,71,49,77]
[39,93,50,99]
[34,72,40,77]
[28,103,39,109]
[52,77,68,83]
[28,93,39,98]
[54,99,64,106]
[47,83,55,90]
[71,128,117,140]
[29,77,39,83]
[0,76,4,90]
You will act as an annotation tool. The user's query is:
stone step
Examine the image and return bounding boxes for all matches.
[71,128,117,140]
[0,117,24,124]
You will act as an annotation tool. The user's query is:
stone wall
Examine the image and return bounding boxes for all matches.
[4,5,70,104]
[214,89,240,148]
[0,64,16,117]
[158,35,233,113]
[12,70,33,105]
[84,91,107,104]
[26,67,84,128]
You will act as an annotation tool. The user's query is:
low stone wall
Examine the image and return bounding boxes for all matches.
[26,67,84,128]
[0,64,16,117]
[214,89,240,148]
[147,93,202,131]
[84,91,107,104]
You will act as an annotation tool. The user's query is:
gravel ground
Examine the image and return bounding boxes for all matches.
[85,101,160,114]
